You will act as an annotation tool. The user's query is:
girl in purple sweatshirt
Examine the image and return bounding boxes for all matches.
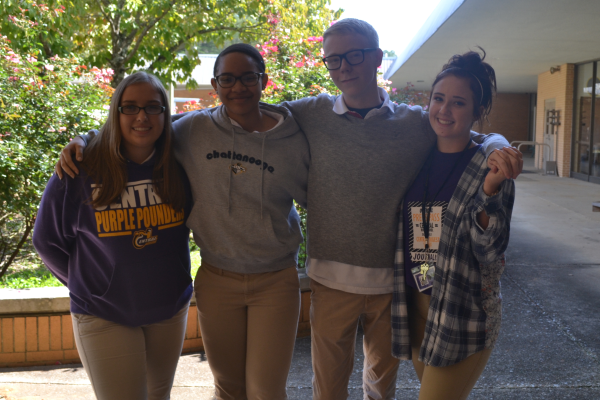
[33,72,192,400]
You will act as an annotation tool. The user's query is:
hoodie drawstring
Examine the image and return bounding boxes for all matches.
[228,127,235,215]
[260,133,266,220]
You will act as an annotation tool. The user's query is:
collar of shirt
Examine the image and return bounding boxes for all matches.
[230,109,284,132]
[141,149,156,164]
[332,87,392,120]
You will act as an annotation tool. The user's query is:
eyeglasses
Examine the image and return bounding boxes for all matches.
[322,48,378,70]
[214,73,264,88]
[118,105,166,115]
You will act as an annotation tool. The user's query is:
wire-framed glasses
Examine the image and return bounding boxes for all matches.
[118,105,166,115]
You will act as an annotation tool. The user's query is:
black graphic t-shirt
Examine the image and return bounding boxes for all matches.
[403,144,481,294]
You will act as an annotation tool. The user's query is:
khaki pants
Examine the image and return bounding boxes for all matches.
[71,306,188,400]
[195,263,300,400]
[408,289,492,400]
[310,279,399,400]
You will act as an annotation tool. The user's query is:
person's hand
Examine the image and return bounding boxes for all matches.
[483,164,507,196]
[55,137,85,179]
[487,147,523,180]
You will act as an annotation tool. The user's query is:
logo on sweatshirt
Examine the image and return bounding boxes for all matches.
[206,150,275,173]
[92,180,186,240]
[133,228,158,249]
[229,163,247,175]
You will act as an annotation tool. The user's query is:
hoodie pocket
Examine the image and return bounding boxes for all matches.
[189,203,300,263]
[90,252,192,325]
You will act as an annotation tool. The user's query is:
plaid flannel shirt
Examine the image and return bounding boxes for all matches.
[392,148,515,367]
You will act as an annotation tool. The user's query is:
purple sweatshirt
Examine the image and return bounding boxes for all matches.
[33,156,193,327]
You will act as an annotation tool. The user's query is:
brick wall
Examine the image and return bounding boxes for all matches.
[0,314,77,366]
[535,64,575,176]
[477,93,531,144]
[0,291,312,368]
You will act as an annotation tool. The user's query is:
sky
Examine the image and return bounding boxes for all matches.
[328,0,443,55]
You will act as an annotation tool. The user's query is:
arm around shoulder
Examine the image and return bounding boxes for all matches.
[470,131,510,157]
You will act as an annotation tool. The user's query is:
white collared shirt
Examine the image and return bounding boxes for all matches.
[331,87,393,119]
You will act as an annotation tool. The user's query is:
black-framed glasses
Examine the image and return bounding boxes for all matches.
[214,72,264,88]
[118,105,166,115]
[322,48,378,70]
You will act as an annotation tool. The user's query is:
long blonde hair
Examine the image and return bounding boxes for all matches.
[82,72,185,211]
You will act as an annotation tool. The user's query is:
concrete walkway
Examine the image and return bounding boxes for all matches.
[1,157,600,400]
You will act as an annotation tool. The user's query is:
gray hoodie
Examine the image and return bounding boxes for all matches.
[172,103,309,274]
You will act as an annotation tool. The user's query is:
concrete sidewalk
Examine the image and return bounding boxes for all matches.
[1,157,600,400]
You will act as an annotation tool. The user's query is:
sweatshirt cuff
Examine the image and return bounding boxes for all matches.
[79,129,98,146]
[477,183,504,215]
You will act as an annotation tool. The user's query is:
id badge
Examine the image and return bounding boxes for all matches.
[411,263,435,292]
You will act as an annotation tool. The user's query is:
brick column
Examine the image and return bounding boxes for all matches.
[535,64,575,177]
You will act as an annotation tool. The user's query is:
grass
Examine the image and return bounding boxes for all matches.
[1,251,202,290]
[0,261,63,289]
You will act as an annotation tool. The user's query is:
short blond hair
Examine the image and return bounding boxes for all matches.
[323,18,379,49]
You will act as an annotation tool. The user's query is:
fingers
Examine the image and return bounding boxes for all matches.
[487,150,513,179]
[487,147,524,180]
[501,147,523,178]
[59,150,77,179]
[59,138,85,179]
[55,160,63,179]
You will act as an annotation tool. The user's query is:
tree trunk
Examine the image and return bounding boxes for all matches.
[0,217,35,280]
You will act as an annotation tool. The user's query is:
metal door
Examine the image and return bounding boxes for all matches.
[543,99,558,173]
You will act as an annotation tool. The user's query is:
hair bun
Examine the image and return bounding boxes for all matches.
[442,47,486,74]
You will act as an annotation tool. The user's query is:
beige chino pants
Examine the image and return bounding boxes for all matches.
[408,289,492,400]
[310,279,400,400]
[195,263,301,400]
[71,306,188,400]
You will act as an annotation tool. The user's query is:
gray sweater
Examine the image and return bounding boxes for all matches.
[284,94,505,272]
[172,103,309,273]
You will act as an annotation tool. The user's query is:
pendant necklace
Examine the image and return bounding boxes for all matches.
[419,140,472,283]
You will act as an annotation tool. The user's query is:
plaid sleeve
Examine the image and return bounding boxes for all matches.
[391,205,412,360]
[469,178,515,264]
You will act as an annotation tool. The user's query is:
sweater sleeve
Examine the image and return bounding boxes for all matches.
[469,178,515,264]
[291,148,309,210]
[471,131,510,158]
[32,174,79,286]
[78,129,98,146]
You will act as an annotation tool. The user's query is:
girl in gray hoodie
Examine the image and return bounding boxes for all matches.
[171,44,309,400]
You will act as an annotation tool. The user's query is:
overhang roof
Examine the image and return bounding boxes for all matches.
[385,0,600,93]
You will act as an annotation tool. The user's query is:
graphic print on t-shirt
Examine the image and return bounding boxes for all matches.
[90,179,185,247]
[408,201,447,264]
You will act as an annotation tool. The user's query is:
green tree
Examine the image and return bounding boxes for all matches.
[0,6,112,279]
[1,0,341,88]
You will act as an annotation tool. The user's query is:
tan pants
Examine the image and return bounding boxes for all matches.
[195,263,300,400]
[310,279,399,400]
[408,289,492,400]
[71,306,188,400]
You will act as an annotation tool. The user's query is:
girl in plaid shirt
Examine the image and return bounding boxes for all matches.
[392,49,518,399]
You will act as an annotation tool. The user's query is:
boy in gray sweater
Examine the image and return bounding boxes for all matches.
[282,19,520,400]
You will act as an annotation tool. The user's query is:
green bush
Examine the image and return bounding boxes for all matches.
[0,5,112,281]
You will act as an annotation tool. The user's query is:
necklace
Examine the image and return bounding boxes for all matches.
[418,140,472,284]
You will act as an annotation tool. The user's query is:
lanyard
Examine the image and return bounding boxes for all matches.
[421,141,472,250]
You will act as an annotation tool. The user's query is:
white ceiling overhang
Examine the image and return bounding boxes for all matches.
[385,0,600,93]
